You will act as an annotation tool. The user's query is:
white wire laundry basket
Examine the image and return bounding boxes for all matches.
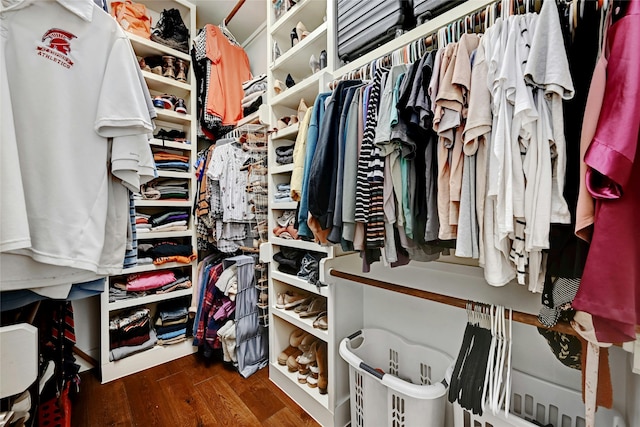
[453,369,627,427]
[339,328,453,427]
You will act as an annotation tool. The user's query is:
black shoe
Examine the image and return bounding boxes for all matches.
[286,73,295,88]
[319,50,327,69]
[151,8,190,53]
[290,28,299,47]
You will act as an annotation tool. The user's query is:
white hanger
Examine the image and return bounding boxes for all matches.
[503,308,513,418]
[481,304,497,412]
[492,305,507,415]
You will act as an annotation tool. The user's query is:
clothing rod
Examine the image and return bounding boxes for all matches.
[329,269,577,336]
[224,0,246,25]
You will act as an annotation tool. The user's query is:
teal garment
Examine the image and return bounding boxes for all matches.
[401,156,413,239]
[389,72,405,128]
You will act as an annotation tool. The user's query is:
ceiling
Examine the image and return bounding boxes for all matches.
[195,0,267,46]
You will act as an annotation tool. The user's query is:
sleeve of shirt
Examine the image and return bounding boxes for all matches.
[585,18,640,199]
[95,36,154,137]
[111,134,157,192]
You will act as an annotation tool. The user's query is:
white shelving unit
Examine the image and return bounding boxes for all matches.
[100,0,198,383]
[265,1,350,426]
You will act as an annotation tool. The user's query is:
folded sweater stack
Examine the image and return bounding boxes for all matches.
[242,74,266,117]
[109,308,157,361]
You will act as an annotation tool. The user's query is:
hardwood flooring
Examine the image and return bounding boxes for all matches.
[72,355,321,427]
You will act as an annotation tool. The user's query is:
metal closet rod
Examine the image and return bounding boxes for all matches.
[329,269,578,336]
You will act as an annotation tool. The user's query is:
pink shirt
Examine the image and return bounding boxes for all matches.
[572,0,640,343]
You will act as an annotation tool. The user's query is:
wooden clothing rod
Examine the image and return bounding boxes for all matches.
[329,269,577,336]
[224,0,246,25]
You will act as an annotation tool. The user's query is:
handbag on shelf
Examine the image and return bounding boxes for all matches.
[110,0,152,39]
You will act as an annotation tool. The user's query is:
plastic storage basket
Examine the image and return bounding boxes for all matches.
[339,328,453,427]
[453,369,627,427]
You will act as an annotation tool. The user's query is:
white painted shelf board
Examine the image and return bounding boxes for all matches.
[109,288,193,311]
[155,108,193,125]
[270,123,299,140]
[271,163,295,174]
[271,362,329,409]
[271,0,327,35]
[238,110,261,126]
[156,170,192,179]
[135,230,192,239]
[127,33,191,61]
[271,73,321,110]
[123,261,194,275]
[134,199,191,207]
[271,271,329,297]
[272,22,327,74]
[270,236,332,253]
[271,201,298,210]
[101,339,196,383]
[142,70,191,97]
[149,139,193,150]
[272,307,329,342]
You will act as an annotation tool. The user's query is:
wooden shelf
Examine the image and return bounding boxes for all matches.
[135,230,192,240]
[270,362,329,410]
[272,23,328,75]
[271,122,299,140]
[155,108,193,125]
[271,72,321,110]
[109,288,193,311]
[149,139,193,150]
[122,261,195,275]
[272,307,328,342]
[271,201,298,210]
[271,163,295,174]
[127,33,191,61]
[101,339,196,383]
[270,236,332,254]
[134,199,191,207]
[271,271,329,297]
[142,70,191,98]
[156,170,192,179]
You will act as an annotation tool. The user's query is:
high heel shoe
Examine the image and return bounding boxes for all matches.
[309,54,320,74]
[295,21,309,40]
[272,41,281,61]
[319,50,327,70]
[274,79,286,95]
[297,98,308,122]
[290,28,299,47]
[285,73,295,88]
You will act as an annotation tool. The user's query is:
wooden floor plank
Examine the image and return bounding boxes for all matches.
[195,376,262,426]
[122,370,176,426]
[262,407,319,427]
[157,371,219,427]
[72,355,320,427]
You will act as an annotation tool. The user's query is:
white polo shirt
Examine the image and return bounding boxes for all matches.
[1,0,155,291]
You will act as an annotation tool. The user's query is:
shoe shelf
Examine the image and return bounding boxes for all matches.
[122,260,196,275]
[154,108,193,125]
[142,70,191,98]
[134,199,192,208]
[108,287,193,311]
[271,72,321,110]
[126,33,191,62]
[271,22,328,74]
[270,0,327,39]
[271,122,299,140]
[149,139,192,150]
[271,270,329,297]
[101,338,195,383]
[272,306,329,342]
[271,362,330,409]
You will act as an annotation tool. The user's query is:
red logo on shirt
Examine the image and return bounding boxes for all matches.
[36,28,77,68]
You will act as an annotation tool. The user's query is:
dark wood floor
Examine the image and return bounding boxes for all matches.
[72,354,321,427]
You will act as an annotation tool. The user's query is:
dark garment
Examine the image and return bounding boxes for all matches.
[308,80,363,230]
[328,85,363,244]
[273,247,305,275]
[147,243,194,258]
